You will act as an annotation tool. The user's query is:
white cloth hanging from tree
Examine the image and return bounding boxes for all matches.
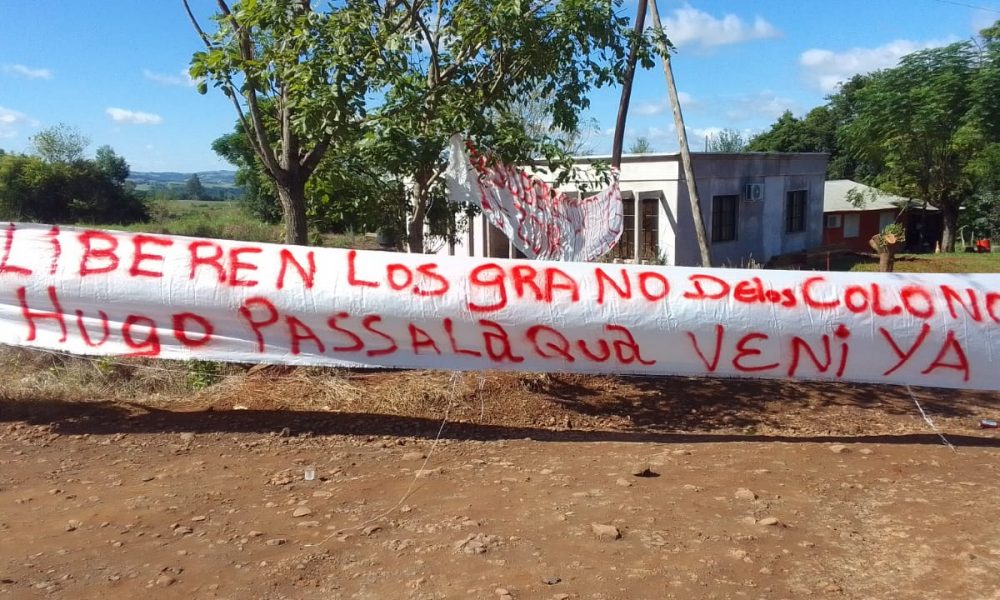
[445,134,623,262]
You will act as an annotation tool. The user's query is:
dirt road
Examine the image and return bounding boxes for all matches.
[3,390,1000,600]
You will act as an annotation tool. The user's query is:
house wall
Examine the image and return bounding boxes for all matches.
[676,154,827,266]
[436,152,828,267]
[823,209,897,252]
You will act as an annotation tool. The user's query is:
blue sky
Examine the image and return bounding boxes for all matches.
[1,1,998,172]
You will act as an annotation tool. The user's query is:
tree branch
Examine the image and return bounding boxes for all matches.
[181,0,276,176]
[182,0,213,47]
[302,132,333,175]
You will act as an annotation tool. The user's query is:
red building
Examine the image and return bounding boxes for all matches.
[823,180,940,253]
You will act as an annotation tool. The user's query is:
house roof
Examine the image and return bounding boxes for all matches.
[824,179,935,213]
[561,151,830,163]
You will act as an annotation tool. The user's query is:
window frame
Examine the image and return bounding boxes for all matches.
[711,194,739,243]
[785,189,808,233]
[610,191,636,260]
[843,213,860,238]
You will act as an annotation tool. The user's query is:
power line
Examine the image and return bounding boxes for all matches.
[929,0,1000,14]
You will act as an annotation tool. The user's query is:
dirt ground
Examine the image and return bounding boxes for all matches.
[3,361,1000,599]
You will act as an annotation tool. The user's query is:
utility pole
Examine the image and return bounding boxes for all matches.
[610,0,648,169]
[647,0,712,267]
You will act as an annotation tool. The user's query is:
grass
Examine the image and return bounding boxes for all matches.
[833,251,1000,273]
[79,198,377,248]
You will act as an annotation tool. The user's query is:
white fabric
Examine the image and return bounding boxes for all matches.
[445,135,623,261]
[1,223,998,391]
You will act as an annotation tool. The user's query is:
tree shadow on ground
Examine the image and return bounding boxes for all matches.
[535,374,999,432]
[2,394,998,448]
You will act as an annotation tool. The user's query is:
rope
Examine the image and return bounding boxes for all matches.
[906,384,957,452]
[303,372,460,548]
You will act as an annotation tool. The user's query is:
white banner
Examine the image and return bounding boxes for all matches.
[445,135,623,261]
[1,223,999,390]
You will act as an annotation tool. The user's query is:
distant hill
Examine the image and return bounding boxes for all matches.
[129,170,237,188]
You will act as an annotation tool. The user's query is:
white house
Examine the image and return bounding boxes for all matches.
[434,151,829,267]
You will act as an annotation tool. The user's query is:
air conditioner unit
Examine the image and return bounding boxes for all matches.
[744,183,764,202]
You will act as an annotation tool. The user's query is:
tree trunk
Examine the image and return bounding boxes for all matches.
[277,177,309,246]
[648,0,712,267]
[940,203,959,253]
[610,0,647,169]
[407,173,430,253]
[869,235,900,272]
[878,248,895,272]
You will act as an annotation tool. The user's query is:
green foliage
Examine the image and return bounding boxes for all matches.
[187,0,383,244]
[845,185,883,209]
[186,359,222,390]
[189,0,645,250]
[127,200,281,243]
[747,74,873,179]
[30,123,89,164]
[628,136,654,154]
[706,128,748,153]
[211,125,281,223]
[94,145,130,183]
[0,151,148,224]
[368,0,643,250]
[185,173,207,201]
[750,24,1000,252]
[960,192,1000,241]
[873,222,905,249]
[841,41,984,250]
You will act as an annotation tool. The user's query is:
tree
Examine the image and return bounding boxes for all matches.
[0,151,147,224]
[184,0,379,245]
[185,173,207,200]
[705,128,747,153]
[747,74,873,180]
[842,42,981,252]
[869,223,905,272]
[188,0,642,251]
[505,90,599,157]
[31,123,89,164]
[212,125,281,223]
[628,136,653,154]
[94,145,130,183]
[368,0,641,252]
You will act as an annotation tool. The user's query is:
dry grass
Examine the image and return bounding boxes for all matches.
[0,347,582,429]
[0,347,245,405]
[5,346,1000,437]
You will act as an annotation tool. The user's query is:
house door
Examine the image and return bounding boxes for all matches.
[843,213,860,238]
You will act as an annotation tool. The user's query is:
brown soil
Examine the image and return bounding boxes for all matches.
[3,360,1000,599]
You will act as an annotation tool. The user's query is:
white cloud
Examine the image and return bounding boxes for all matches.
[143,68,197,87]
[105,107,163,125]
[662,6,780,51]
[799,38,954,92]
[690,126,725,141]
[635,100,667,116]
[2,64,52,79]
[725,90,797,121]
[0,105,38,139]
[634,92,696,116]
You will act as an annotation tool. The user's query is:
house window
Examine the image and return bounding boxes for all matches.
[878,211,896,232]
[610,193,635,259]
[711,195,738,242]
[825,214,842,229]
[786,190,807,233]
[640,197,659,259]
[843,213,860,238]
